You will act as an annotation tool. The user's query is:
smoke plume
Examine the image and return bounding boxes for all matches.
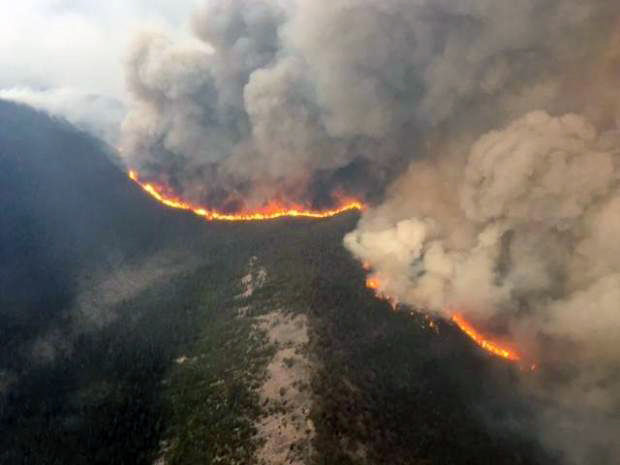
[121,0,617,209]
[346,109,620,464]
[339,4,620,464]
[120,1,620,461]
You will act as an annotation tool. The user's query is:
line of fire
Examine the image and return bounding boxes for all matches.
[130,168,528,367]
[365,274,531,366]
[129,170,364,221]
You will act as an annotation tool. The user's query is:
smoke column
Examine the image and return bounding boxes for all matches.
[119,1,620,462]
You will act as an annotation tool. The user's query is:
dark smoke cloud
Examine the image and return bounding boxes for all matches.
[121,0,616,208]
[120,0,409,208]
[120,2,620,462]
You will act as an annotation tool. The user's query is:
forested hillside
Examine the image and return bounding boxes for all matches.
[1,101,554,465]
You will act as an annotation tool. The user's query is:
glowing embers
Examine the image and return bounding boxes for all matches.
[128,170,364,221]
[364,274,398,309]
[365,276,381,290]
[450,313,520,362]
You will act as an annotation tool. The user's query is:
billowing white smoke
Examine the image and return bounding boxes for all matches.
[345,113,620,462]
[347,111,620,321]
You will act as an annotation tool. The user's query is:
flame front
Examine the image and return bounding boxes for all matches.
[363,269,521,362]
[450,313,520,362]
[134,167,521,364]
[364,275,398,309]
[129,170,364,221]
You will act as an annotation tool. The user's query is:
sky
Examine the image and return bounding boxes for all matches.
[0,0,200,142]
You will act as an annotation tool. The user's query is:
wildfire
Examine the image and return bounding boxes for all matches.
[365,275,398,309]
[450,313,520,362]
[365,276,381,289]
[128,170,364,221]
[362,268,521,363]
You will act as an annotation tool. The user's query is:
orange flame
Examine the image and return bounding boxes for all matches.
[362,266,522,363]
[128,170,364,221]
[365,275,398,309]
[450,313,520,362]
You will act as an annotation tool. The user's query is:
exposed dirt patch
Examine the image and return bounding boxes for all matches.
[254,311,314,465]
[238,256,267,300]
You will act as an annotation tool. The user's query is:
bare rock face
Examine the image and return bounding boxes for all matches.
[254,311,314,465]
[235,257,315,465]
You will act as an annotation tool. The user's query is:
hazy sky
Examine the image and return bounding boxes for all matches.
[0,1,199,102]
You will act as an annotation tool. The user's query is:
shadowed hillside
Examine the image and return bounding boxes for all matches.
[0,100,256,464]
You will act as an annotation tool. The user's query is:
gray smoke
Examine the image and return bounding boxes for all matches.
[120,2,620,461]
[346,109,620,465]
